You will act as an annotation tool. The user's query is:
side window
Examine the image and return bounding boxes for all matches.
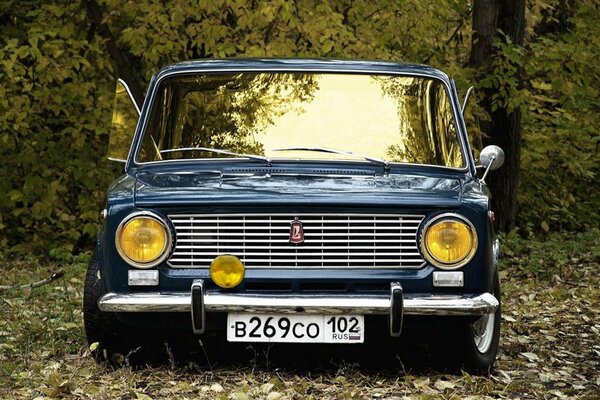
[108,79,140,162]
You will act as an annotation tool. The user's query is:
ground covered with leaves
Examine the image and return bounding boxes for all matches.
[1,231,599,399]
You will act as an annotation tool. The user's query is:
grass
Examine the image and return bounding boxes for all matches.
[0,230,599,399]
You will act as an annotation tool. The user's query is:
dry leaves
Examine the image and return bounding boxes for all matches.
[1,245,599,399]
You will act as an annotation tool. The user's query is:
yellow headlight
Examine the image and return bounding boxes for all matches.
[210,255,245,288]
[116,215,169,267]
[423,217,477,268]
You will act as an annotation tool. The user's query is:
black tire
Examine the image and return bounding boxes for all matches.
[430,273,501,374]
[462,273,501,373]
[83,249,124,363]
[83,250,162,366]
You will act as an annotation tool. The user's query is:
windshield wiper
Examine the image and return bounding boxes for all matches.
[160,147,271,166]
[272,147,390,172]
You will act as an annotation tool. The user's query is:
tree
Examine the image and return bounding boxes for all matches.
[1,0,597,256]
[0,1,119,255]
[0,0,468,255]
[518,0,600,230]
[469,0,526,232]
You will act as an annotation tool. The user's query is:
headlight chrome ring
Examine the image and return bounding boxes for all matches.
[420,213,478,270]
[115,211,173,268]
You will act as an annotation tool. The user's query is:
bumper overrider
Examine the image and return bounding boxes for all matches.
[98,281,499,337]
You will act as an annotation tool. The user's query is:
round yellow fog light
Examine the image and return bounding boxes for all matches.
[210,255,245,288]
[422,215,478,269]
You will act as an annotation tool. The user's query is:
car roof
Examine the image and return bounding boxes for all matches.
[154,58,452,83]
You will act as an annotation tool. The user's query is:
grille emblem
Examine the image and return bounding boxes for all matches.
[289,219,304,244]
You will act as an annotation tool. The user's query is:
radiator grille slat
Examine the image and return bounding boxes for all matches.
[167,214,426,269]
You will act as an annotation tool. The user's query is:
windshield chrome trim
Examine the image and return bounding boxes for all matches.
[130,68,471,173]
[136,157,469,172]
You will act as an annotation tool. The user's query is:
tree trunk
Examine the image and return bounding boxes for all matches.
[82,0,145,106]
[469,0,525,232]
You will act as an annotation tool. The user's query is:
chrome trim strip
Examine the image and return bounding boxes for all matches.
[461,86,475,114]
[99,292,191,312]
[168,259,423,264]
[171,252,422,257]
[175,232,420,237]
[117,78,141,115]
[98,292,498,316]
[137,158,470,172]
[170,213,426,217]
[176,243,417,247]
[493,238,500,268]
[170,219,423,224]
[116,78,144,169]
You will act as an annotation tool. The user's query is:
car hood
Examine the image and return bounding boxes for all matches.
[133,170,464,208]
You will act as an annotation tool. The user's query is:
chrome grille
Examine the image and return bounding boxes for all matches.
[167,214,426,269]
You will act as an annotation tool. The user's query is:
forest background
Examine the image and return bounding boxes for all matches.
[0,1,599,398]
[0,0,598,258]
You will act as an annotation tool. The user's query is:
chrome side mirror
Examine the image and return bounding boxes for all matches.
[479,145,505,183]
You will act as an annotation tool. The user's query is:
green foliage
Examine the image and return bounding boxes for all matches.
[103,0,468,78]
[0,0,468,256]
[460,0,599,232]
[518,1,600,231]
[500,228,600,279]
[0,1,120,255]
[0,0,597,256]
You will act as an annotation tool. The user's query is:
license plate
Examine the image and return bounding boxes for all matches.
[227,313,364,343]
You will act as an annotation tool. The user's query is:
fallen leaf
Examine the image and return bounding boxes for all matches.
[412,378,430,389]
[230,392,249,400]
[521,352,539,361]
[434,380,456,391]
[22,286,32,298]
[261,383,274,394]
[266,392,283,400]
[211,383,224,393]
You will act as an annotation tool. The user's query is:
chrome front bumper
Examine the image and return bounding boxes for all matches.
[98,282,498,317]
[98,292,498,315]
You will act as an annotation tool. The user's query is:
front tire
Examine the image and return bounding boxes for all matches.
[83,250,122,362]
[462,273,501,373]
[430,273,501,374]
[83,250,161,365]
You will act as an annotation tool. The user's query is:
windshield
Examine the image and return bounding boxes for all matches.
[136,72,464,168]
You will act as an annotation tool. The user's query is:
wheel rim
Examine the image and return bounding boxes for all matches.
[472,310,495,353]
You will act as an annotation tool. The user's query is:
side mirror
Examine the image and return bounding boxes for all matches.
[479,145,505,183]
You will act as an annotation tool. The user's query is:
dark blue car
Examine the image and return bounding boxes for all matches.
[84,59,504,372]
